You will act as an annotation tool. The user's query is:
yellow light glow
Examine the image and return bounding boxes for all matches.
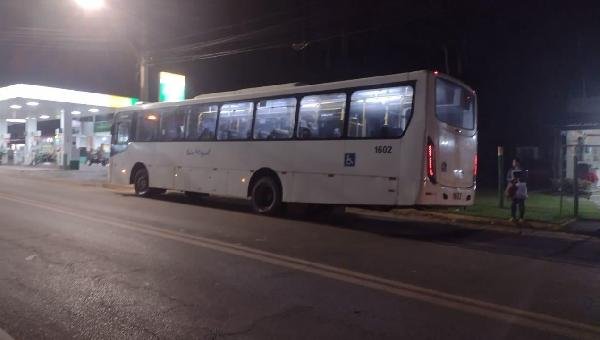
[0,84,136,108]
[146,115,157,121]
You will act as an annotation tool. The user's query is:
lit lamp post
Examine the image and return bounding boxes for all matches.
[73,0,149,102]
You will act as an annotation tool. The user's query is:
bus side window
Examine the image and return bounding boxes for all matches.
[297,93,346,139]
[348,85,414,138]
[160,109,186,141]
[186,104,218,141]
[253,97,296,140]
[217,102,254,141]
[136,111,160,142]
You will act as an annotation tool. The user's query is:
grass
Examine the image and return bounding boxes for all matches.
[444,190,600,223]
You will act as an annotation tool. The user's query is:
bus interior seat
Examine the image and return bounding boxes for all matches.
[299,127,312,139]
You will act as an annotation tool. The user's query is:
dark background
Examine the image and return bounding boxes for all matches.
[1,0,599,186]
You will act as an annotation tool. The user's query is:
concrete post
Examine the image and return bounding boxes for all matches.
[140,54,150,102]
[498,146,504,208]
[25,118,38,166]
[82,121,94,151]
[574,155,579,218]
[60,110,72,169]
[0,118,7,164]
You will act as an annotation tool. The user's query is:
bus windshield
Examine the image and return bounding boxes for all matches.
[435,78,476,130]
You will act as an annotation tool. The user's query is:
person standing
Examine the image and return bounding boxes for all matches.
[506,174,528,222]
[506,157,522,183]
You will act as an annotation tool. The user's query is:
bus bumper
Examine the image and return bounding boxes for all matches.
[418,184,476,206]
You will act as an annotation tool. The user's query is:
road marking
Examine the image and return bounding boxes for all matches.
[1,193,599,339]
[0,328,14,340]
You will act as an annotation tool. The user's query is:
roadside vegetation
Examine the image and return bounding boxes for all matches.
[447,190,600,223]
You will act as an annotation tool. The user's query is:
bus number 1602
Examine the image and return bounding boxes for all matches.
[374,145,393,154]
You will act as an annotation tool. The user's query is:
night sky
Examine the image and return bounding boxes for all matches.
[1,0,599,185]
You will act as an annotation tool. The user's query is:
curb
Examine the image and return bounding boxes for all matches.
[4,168,128,191]
[411,210,573,231]
[3,166,595,238]
[348,208,593,241]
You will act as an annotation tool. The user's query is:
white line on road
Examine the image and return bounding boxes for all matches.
[1,192,599,339]
[0,328,14,340]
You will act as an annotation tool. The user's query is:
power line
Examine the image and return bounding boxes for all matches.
[150,17,303,57]
[150,26,377,66]
[156,2,313,46]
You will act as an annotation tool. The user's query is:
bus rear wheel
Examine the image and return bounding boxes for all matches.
[250,176,282,215]
[133,168,164,197]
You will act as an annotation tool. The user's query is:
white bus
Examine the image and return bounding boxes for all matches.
[109,70,477,214]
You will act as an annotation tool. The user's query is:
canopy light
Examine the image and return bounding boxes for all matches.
[9,104,22,109]
[71,110,81,115]
[88,108,99,113]
[7,118,26,123]
[0,84,137,108]
[40,115,50,119]
[26,101,39,107]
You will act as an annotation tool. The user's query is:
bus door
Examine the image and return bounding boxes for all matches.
[110,112,135,183]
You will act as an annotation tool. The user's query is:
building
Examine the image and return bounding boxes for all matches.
[556,95,600,185]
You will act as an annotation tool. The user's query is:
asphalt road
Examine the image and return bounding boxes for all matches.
[1,172,600,339]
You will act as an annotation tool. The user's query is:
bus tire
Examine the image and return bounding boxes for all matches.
[250,176,282,215]
[133,167,164,197]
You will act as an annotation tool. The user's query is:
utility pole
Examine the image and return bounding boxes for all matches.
[498,146,504,208]
[573,155,579,217]
[138,17,150,103]
[442,45,450,75]
[139,53,150,102]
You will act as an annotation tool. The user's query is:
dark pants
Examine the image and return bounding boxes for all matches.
[511,199,525,219]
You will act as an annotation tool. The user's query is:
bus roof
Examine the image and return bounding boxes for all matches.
[192,70,426,101]
[121,70,471,112]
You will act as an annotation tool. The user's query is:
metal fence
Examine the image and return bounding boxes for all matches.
[496,145,600,221]
[556,144,600,219]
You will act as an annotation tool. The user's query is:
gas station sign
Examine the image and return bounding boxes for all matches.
[94,121,111,133]
[159,72,186,102]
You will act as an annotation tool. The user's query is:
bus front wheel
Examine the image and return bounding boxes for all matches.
[250,176,282,215]
[133,168,164,197]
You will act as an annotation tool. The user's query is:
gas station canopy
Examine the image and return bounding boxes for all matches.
[0,84,137,121]
[0,84,137,168]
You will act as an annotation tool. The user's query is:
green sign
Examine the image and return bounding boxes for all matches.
[159,71,186,102]
[94,121,112,133]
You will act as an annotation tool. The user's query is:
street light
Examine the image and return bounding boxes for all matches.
[71,0,148,102]
[74,0,105,11]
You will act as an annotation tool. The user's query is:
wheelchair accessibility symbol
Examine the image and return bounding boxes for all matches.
[344,153,356,167]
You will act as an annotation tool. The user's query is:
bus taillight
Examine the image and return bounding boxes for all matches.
[473,154,478,177]
[426,137,436,184]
